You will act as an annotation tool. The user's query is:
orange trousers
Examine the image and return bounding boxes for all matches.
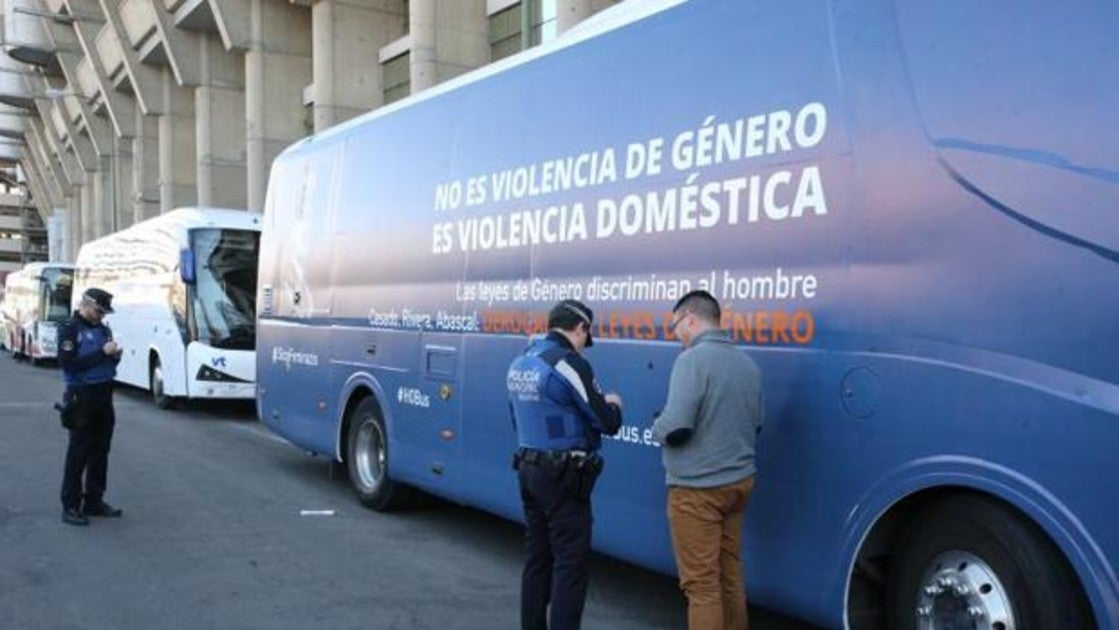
[667,476,756,630]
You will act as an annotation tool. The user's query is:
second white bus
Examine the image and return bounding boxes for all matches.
[73,208,261,407]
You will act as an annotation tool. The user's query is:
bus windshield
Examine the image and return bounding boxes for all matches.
[40,268,73,322]
[189,228,259,350]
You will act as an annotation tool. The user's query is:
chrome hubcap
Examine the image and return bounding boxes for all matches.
[354,419,385,490]
[915,550,1014,629]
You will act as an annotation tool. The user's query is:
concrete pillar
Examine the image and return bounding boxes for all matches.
[409,0,488,93]
[87,173,103,240]
[311,0,405,132]
[66,192,81,260]
[79,183,94,244]
[47,211,69,263]
[92,157,114,237]
[556,0,593,35]
[159,67,197,213]
[132,110,160,223]
[246,0,311,212]
[112,135,133,231]
[196,32,247,208]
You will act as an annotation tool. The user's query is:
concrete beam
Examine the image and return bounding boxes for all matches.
[208,0,250,51]
[172,0,219,32]
[29,69,106,243]
[28,92,91,187]
[38,26,114,159]
[56,66,110,158]
[21,156,55,219]
[100,0,165,115]
[64,0,138,138]
[23,122,67,203]
[148,0,202,86]
[40,92,100,175]
[57,144,86,188]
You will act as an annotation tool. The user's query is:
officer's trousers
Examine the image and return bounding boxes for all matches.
[518,457,593,630]
[60,383,116,511]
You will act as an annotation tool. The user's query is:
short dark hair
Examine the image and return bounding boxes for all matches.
[672,289,720,324]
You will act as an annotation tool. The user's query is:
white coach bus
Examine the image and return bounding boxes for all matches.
[1,262,75,363]
[73,208,261,408]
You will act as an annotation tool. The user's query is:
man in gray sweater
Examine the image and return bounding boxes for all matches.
[652,289,764,630]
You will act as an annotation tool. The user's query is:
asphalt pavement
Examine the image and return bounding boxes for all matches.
[0,353,818,629]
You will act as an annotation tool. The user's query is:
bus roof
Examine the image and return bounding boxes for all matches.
[79,207,261,250]
[18,262,75,274]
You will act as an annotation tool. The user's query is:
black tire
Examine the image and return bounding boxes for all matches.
[886,494,1094,629]
[14,332,27,360]
[345,397,407,511]
[150,360,176,410]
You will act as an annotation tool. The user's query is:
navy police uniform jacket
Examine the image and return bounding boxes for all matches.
[58,312,119,386]
[507,331,622,451]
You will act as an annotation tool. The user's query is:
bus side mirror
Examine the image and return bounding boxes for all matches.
[180,249,196,284]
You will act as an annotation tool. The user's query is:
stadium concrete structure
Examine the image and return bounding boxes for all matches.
[0,0,620,260]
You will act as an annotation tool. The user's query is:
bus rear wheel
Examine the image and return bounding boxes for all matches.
[346,398,406,511]
[14,332,27,360]
[886,494,1094,629]
[150,360,176,409]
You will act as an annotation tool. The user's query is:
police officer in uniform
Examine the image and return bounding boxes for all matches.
[58,288,124,526]
[507,299,623,629]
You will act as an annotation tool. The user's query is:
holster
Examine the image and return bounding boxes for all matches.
[512,447,544,471]
[55,388,79,431]
[562,452,604,501]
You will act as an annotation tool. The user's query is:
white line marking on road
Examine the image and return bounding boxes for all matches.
[299,510,336,516]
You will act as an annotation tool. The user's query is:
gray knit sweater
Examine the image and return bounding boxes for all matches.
[651,330,764,488]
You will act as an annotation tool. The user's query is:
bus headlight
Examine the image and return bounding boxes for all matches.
[196,365,250,382]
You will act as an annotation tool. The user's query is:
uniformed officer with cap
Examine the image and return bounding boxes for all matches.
[507,299,623,629]
[57,287,124,526]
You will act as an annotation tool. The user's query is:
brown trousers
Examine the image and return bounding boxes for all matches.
[667,476,756,630]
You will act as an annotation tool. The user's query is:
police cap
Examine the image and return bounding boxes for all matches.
[83,287,115,314]
[547,299,594,347]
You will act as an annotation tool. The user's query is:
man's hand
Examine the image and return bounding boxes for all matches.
[604,392,623,409]
[103,341,122,357]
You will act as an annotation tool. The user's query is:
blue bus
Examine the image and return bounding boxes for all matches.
[256,1,1118,626]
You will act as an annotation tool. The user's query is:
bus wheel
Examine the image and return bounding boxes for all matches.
[886,494,1093,629]
[346,398,405,511]
[150,360,176,409]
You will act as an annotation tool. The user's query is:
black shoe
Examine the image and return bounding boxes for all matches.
[83,501,122,517]
[62,508,90,526]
